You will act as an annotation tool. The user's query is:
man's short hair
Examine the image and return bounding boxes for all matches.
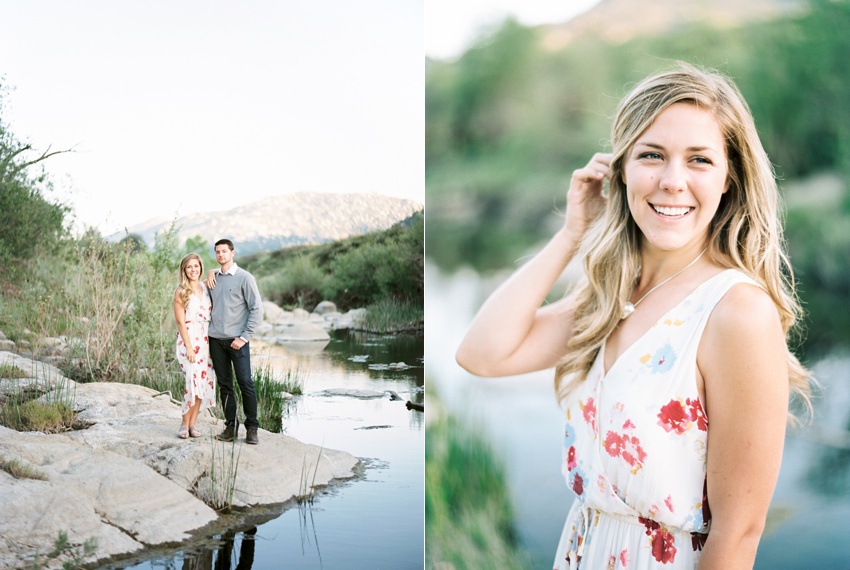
[215,239,235,251]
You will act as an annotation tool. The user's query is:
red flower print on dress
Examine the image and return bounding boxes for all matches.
[639,517,677,564]
[658,398,707,434]
[566,446,577,470]
[193,345,200,355]
[691,532,707,551]
[687,398,708,431]
[572,472,584,496]
[604,431,647,472]
[619,548,629,567]
[604,431,625,457]
[581,397,596,431]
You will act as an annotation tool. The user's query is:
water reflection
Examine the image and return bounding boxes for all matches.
[185,526,256,570]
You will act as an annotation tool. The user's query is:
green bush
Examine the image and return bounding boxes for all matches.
[243,211,424,320]
[258,255,326,309]
[426,398,530,569]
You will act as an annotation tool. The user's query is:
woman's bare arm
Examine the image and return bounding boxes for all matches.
[455,153,611,377]
[696,283,789,569]
[173,290,196,364]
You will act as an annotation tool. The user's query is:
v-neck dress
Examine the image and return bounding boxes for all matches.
[553,269,758,569]
[176,284,217,416]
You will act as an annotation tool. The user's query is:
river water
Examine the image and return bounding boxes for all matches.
[426,262,850,568]
[102,329,424,570]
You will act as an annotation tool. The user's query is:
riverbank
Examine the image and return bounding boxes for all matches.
[0,352,360,570]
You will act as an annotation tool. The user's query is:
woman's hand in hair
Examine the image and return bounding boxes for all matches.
[565,153,612,245]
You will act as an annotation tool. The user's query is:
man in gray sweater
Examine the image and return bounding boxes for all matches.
[208,238,264,444]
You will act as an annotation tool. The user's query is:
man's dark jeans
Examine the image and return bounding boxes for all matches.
[209,337,258,430]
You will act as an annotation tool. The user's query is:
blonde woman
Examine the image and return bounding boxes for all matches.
[456,63,812,569]
[173,253,216,439]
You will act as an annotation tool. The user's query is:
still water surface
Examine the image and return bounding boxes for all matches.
[427,262,850,569]
[104,330,423,570]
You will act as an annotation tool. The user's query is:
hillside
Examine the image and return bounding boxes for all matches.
[539,0,806,48]
[111,192,423,255]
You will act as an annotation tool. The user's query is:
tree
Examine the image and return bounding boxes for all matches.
[0,83,71,268]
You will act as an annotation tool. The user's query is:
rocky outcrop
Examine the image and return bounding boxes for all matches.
[0,353,359,570]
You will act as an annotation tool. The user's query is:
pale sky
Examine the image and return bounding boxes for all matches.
[0,0,423,236]
[425,0,602,61]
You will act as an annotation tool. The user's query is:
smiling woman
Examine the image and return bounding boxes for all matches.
[455,62,813,569]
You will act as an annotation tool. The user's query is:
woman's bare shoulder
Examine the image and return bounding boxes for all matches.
[710,280,780,337]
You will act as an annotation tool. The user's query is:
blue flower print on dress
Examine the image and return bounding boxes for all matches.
[648,342,677,374]
[564,420,576,449]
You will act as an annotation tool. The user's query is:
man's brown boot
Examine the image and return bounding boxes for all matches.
[246,428,259,445]
[215,424,237,442]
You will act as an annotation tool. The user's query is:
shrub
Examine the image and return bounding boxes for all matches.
[258,255,325,310]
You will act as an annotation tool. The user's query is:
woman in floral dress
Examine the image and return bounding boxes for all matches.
[173,253,216,439]
[456,63,812,569]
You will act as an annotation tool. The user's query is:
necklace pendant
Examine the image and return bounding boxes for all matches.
[621,302,635,320]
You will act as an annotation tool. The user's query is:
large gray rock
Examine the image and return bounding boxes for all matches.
[0,363,359,569]
[312,300,337,315]
[262,301,291,324]
[278,321,330,342]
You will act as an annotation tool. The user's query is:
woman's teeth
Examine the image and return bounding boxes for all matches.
[652,205,692,217]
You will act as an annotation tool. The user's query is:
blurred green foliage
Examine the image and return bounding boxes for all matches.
[426,0,850,357]
[426,396,531,569]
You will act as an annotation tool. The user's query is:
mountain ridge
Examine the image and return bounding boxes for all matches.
[539,0,806,49]
[110,191,423,256]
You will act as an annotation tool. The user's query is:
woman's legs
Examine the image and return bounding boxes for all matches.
[187,397,203,436]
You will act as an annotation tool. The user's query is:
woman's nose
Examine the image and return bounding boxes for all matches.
[659,161,686,192]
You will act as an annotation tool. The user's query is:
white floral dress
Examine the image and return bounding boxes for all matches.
[554,270,758,569]
[176,284,216,415]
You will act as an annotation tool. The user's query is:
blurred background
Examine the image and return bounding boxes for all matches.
[424,0,850,567]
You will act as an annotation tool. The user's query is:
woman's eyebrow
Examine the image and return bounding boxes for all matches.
[634,141,720,153]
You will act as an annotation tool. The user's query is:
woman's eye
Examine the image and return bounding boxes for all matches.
[638,152,661,160]
[693,156,713,165]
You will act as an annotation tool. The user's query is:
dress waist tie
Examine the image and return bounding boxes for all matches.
[565,505,705,569]
[567,504,592,570]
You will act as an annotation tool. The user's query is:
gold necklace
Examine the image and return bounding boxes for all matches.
[621,247,708,320]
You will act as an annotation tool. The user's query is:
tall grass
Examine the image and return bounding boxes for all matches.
[0,365,76,434]
[359,297,423,333]
[196,436,242,512]
[225,360,306,433]
[426,398,531,569]
[297,443,324,505]
[0,363,27,378]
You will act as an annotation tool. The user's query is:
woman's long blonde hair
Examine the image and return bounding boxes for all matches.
[554,62,811,415]
[176,253,204,308]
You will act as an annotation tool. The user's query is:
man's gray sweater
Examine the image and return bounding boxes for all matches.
[208,266,263,342]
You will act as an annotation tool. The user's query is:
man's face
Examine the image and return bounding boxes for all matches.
[215,244,234,266]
